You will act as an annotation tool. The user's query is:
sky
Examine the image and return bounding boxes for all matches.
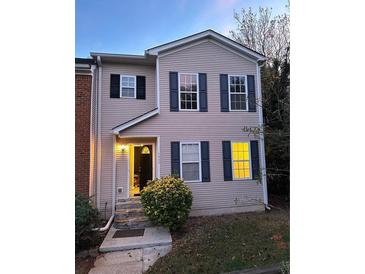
[76,0,288,57]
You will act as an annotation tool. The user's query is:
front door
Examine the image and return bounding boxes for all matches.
[134,145,152,193]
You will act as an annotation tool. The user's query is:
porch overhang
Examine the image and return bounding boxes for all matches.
[111,108,159,135]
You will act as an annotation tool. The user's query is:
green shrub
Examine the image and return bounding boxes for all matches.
[75,193,101,252]
[280,260,290,274]
[141,176,193,230]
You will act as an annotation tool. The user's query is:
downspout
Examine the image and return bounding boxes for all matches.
[96,56,102,210]
[89,64,96,201]
[156,56,160,112]
[92,214,114,232]
[256,60,269,208]
[155,56,161,178]
[91,56,115,232]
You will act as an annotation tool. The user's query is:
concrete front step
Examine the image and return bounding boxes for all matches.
[99,226,172,253]
[113,216,152,229]
[115,207,145,218]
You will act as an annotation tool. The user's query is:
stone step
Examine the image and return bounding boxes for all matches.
[115,207,145,218]
[113,216,152,230]
[116,199,142,210]
[117,197,140,203]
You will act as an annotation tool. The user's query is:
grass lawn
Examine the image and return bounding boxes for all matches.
[147,209,289,274]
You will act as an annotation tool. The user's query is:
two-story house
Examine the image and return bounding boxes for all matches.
[86,30,268,219]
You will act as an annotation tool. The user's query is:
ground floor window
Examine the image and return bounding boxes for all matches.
[180,142,201,182]
[231,142,251,179]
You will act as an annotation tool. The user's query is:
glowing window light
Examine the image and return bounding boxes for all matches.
[141,146,150,154]
[232,142,250,179]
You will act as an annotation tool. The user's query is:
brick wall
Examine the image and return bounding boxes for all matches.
[75,74,92,196]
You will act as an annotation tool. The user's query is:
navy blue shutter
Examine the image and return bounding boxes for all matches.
[247,75,256,112]
[220,74,229,112]
[199,73,208,112]
[200,141,210,182]
[110,74,120,98]
[250,140,260,179]
[222,141,232,181]
[171,142,180,177]
[136,76,146,99]
[169,72,179,111]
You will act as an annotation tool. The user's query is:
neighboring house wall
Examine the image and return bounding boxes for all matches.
[99,63,156,214]
[112,40,264,215]
[75,74,92,196]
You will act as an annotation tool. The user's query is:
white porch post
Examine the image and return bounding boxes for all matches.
[111,135,116,215]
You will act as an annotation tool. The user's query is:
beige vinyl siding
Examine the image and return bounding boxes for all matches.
[116,40,264,215]
[99,63,156,215]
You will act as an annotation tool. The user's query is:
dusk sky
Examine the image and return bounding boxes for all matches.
[76,0,288,57]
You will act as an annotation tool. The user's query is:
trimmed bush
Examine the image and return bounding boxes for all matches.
[75,193,101,252]
[141,176,193,230]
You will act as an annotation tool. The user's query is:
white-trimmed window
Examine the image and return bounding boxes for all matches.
[120,75,136,98]
[231,142,251,179]
[179,73,199,110]
[229,75,248,111]
[180,142,201,182]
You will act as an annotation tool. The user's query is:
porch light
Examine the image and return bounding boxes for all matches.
[141,146,150,154]
[120,144,128,152]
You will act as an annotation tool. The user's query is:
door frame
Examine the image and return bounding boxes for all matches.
[127,142,155,198]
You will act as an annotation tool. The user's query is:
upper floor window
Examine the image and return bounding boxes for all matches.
[231,142,251,180]
[121,75,136,98]
[229,75,248,111]
[180,142,201,182]
[179,73,199,111]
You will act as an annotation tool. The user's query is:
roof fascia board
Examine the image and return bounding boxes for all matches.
[112,108,159,135]
[90,52,147,59]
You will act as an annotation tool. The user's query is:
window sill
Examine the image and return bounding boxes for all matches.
[110,97,136,99]
[185,180,202,183]
[179,109,200,112]
[231,178,255,182]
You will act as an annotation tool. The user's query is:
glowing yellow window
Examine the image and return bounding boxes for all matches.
[232,142,251,179]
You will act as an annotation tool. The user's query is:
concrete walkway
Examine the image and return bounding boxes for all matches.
[88,226,172,274]
[89,245,172,274]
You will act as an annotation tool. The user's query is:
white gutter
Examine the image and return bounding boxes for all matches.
[96,56,102,209]
[256,62,268,206]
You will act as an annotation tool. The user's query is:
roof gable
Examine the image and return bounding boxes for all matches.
[146,29,266,62]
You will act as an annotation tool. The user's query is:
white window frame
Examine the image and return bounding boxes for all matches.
[180,141,202,182]
[120,75,137,98]
[178,72,200,111]
[231,141,252,180]
[228,75,249,112]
